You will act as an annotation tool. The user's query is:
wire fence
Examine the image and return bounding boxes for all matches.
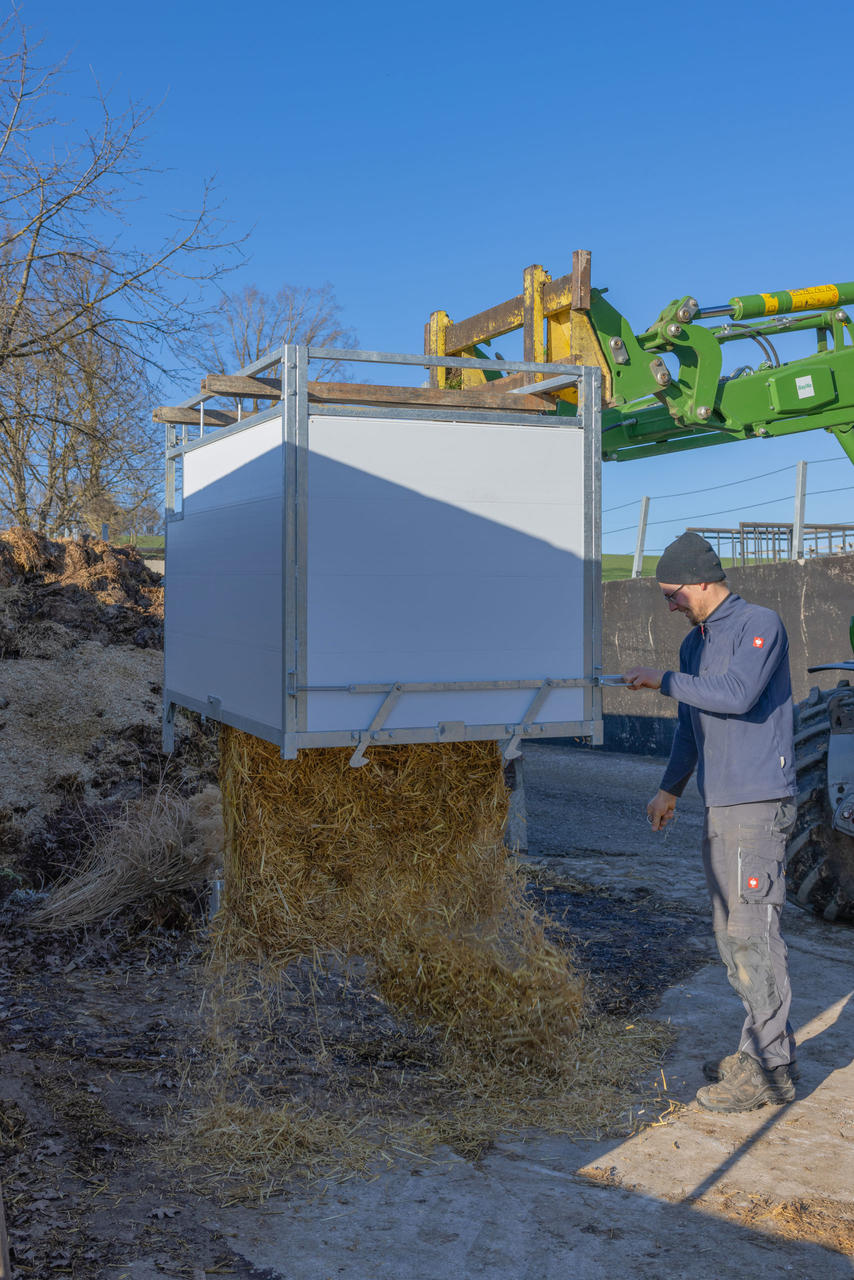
[605,457,854,564]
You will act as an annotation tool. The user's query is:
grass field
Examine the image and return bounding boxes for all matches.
[117,535,166,552]
[602,554,747,581]
[124,540,740,582]
[602,554,656,581]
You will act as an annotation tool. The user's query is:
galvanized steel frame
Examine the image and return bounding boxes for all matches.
[162,345,603,758]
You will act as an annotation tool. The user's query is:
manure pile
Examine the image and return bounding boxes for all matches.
[0,526,163,656]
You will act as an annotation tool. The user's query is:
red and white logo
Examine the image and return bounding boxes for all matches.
[747,875,760,890]
[753,636,764,648]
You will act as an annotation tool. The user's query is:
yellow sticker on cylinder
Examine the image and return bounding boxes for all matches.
[787,285,839,312]
[760,293,780,315]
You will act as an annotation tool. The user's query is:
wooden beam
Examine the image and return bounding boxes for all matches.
[306,381,553,412]
[153,406,239,426]
[202,373,282,399]
[155,380,557,427]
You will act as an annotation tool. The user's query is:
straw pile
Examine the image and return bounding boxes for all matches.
[179,728,670,1192]
[215,728,582,1070]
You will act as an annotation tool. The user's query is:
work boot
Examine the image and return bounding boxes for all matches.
[695,1051,795,1113]
[703,1052,800,1086]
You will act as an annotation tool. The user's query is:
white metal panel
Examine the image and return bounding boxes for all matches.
[165,418,284,733]
[183,417,284,512]
[305,416,587,733]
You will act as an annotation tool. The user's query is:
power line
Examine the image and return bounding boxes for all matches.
[604,483,854,537]
[603,456,840,514]
[809,483,854,499]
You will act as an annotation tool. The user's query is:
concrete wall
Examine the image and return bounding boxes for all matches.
[599,554,854,755]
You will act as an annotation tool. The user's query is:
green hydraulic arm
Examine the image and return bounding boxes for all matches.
[425,261,854,467]
[556,279,854,467]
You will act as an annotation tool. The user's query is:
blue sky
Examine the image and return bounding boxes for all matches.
[27,0,854,551]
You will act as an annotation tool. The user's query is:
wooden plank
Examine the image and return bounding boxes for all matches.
[155,380,556,427]
[202,374,283,399]
[306,381,553,412]
[153,406,239,426]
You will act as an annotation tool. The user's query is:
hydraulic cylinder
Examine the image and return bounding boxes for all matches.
[729,282,854,321]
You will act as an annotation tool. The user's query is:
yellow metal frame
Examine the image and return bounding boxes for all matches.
[424,250,612,404]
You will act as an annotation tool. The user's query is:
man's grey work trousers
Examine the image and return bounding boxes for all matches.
[702,798,797,1070]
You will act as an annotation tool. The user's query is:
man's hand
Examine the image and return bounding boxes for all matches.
[647,789,677,831]
[624,666,664,690]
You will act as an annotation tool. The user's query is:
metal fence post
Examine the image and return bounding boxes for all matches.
[793,460,807,559]
[632,496,650,577]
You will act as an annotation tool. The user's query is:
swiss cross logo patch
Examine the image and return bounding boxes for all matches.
[747,876,760,890]
[753,636,764,648]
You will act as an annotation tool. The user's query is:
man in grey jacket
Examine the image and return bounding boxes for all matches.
[625,531,798,1113]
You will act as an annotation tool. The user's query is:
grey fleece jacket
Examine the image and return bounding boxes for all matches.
[659,592,797,807]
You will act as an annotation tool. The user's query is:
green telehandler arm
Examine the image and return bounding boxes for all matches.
[425,256,854,469]
[576,280,854,467]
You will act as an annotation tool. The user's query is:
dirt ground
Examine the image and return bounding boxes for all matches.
[1,532,852,1278]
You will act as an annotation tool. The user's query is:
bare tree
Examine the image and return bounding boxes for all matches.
[206,282,357,381]
[0,18,240,373]
[0,288,161,534]
[0,14,242,529]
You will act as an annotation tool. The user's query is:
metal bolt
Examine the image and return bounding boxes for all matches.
[610,335,629,365]
[676,297,699,324]
[650,358,670,386]
[696,405,712,420]
[667,323,682,338]
[836,310,847,321]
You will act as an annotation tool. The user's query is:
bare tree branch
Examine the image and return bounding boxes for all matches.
[0,15,243,375]
[0,13,245,530]
[206,282,358,384]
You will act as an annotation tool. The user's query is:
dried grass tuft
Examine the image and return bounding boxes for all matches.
[32,783,222,929]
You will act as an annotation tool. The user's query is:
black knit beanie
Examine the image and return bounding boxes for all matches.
[655,532,726,584]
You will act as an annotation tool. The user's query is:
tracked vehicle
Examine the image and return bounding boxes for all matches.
[786,627,854,921]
